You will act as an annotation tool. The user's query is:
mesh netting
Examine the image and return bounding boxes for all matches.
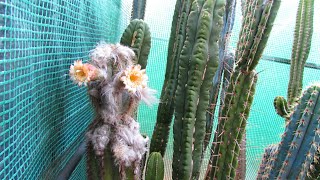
[0,0,131,179]
[0,0,319,179]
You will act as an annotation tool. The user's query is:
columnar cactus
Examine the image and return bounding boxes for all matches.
[274,0,314,120]
[259,0,316,178]
[256,144,279,179]
[172,0,225,179]
[145,152,165,180]
[149,0,193,156]
[131,0,147,20]
[120,19,151,69]
[257,83,320,179]
[205,0,281,179]
[204,0,236,154]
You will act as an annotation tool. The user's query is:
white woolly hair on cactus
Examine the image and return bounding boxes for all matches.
[89,41,135,73]
[86,123,112,156]
[69,42,157,176]
[112,115,149,168]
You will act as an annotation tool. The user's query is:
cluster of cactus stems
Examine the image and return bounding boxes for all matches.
[274,0,314,120]
[75,0,317,179]
[149,0,192,156]
[258,0,317,179]
[83,19,152,180]
[203,0,236,156]
[257,83,320,179]
[205,0,280,179]
[172,0,225,179]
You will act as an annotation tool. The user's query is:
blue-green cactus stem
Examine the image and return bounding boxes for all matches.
[265,84,320,179]
[145,152,164,180]
[287,0,314,107]
[120,19,151,69]
[150,0,193,156]
[256,144,278,179]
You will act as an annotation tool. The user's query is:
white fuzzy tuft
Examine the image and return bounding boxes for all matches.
[112,116,148,167]
[137,87,158,106]
[86,124,111,156]
[90,42,134,72]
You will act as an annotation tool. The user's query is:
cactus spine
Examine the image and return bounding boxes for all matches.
[145,152,165,180]
[150,0,193,156]
[257,84,320,179]
[205,0,280,179]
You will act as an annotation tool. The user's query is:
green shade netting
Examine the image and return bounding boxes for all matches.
[0,0,319,179]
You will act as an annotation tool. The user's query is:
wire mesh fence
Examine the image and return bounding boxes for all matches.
[0,0,319,179]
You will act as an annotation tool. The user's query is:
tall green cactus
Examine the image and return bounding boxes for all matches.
[172,0,225,179]
[205,0,280,179]
[150,0,193,156]
[274,0,314,120]
[145,152,165,180]
[204,0,236,154]
[257,83,320,179]
[120,19,151,69]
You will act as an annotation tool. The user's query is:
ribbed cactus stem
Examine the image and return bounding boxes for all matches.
[150,0,193,156]
[206,70,257,180]
[120,19,151,69]
[237,0,264,68]
[172,0,225,179]
[145,152,165,180]
[259,84,320,179]
[192,0,225,178]
[273,96,290,118]
[86,143,120,180]
[131,0,147,20]
[206,0,280,179]
[256,144,278,179]
[204,0,236,153]
[287,0,314,107]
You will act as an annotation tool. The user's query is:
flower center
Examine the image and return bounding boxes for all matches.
[130,73,141,84]
[75,68,88,80]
